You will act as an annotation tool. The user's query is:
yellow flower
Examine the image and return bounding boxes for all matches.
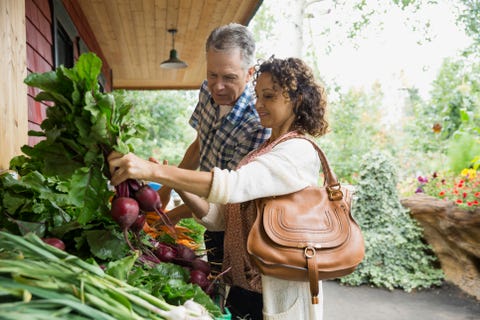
[461,168,477,179]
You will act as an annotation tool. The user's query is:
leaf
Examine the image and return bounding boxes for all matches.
[72,52,103,92]
[84,229,128,260]
[68,167,112,224]
[105,252,139,281]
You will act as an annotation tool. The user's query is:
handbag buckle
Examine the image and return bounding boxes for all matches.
[327,183,343,201]
[304,246,316,258]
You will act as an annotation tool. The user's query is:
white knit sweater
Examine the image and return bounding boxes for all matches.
[196,138,324,319]
[197,138,319,230]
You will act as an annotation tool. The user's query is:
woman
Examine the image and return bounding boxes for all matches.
[108,57,329,319]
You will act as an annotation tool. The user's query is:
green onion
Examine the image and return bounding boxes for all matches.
[0,231,213,319]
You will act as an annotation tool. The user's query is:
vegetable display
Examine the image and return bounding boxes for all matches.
[0,53,223,318]
[0,231,212,320]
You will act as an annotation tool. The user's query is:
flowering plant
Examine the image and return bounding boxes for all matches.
[415,169,480,209]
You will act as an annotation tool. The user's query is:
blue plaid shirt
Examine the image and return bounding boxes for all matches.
[189,80,271,171]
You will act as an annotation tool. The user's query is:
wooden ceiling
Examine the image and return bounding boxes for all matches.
[74,0,263,90]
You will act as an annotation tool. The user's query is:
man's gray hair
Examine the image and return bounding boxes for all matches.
[205,23,256,70]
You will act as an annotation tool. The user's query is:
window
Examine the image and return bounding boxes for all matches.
[52,0,77,68]
[52,0,106,91]
[55,23,74,68]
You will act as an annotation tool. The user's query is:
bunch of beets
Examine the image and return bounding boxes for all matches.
[110,178,174,251]
[109,178,215,295]
[155,241,214,295]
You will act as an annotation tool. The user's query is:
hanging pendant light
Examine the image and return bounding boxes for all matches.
[160,28,188,69]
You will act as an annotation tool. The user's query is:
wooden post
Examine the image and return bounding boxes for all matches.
[0,0,28,170]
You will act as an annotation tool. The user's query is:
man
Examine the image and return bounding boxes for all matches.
[158,23,270,280]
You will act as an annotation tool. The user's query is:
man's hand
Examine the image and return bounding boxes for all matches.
[149,157,171,210]
[157,185,172,210]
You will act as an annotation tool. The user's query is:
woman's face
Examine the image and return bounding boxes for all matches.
[255,72,296,136]
[206,48,253,106]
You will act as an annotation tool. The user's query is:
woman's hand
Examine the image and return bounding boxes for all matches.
[108,151,158,186]
[108,152,213,199]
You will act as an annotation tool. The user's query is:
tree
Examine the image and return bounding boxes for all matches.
[113,90,197,165]
[320,82,394,183]
[456,0,480,52]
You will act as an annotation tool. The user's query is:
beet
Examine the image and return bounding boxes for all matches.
[110,197,140,251]
[134,185,161,212]
[189,269,210,289]
[155,243,177,262]
[174,243,196,261]
[130,213,146,233]
[115,180,130,198]
[191,258,211,275]
[42,237,66,251]
[134,185,176,237]
[111,197,139,229]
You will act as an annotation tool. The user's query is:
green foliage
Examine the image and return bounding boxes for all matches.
[399,57,480,179]
[112,90,196,165]
[249,1,276,59]
[447,132,480,174]
[457,0,480,51]
[0,53,143,260]
[429,58,480,140]
[339,150,444,291]
[321,84,392,183]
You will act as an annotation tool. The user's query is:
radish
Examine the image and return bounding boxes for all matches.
[134,185,176,236]
[42,237,66,251]
[110,197,140,251]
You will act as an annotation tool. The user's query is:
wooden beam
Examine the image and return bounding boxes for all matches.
[0,0,28,170]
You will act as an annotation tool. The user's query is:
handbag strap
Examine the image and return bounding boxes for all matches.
[274,132,344,201]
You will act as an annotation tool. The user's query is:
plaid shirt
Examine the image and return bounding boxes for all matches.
[189,80,271,171]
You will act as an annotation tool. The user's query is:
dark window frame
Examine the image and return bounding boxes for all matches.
[51,0,106,90]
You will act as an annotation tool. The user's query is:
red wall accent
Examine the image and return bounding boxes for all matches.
[24,0,113,147]
[25,0,53,145]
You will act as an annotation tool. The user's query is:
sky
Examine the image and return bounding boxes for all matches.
[252,0,472,101]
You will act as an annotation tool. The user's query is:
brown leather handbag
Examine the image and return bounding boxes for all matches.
[247,136,365,304]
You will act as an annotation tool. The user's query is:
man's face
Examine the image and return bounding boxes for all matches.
[206,48,253,106]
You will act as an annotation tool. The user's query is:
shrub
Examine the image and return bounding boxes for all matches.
[339,150,444,291]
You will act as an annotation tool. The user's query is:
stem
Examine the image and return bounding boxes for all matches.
[123,229,137,251]
[154,207,177,239]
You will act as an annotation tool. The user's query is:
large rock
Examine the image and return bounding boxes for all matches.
[401,194,480,300]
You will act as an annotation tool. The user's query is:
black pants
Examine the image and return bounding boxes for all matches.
[204,230,225,273]
[226,286,263,320]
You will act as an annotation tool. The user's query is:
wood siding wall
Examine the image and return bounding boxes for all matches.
[1,1,28,170]
[61,0,112,91]
[25,0,54,146]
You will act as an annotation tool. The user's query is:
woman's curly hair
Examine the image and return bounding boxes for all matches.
[254,57,329,137]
